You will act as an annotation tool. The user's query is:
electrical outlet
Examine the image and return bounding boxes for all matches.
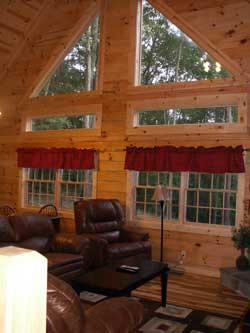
[177,250,186,266]
[180,250,186,259]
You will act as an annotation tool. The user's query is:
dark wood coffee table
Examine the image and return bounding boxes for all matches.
[73,258,169,306]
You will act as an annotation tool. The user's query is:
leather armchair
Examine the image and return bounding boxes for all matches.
[74,199,152,266]
[47,273,144,333]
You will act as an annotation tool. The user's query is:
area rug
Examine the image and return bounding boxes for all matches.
[138,298,240,333]
[79,292,240,332]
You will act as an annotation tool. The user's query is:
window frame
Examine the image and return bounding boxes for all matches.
[126,94,247,136]
[126,170,245,237]
[22,104,102,136]
[19,168,97,216]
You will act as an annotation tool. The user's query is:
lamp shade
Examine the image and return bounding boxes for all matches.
[152,185,170,201]
[0,246,47,333]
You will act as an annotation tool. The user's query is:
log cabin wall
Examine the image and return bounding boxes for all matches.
[1,0,250,276]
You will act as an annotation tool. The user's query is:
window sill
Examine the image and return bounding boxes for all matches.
[22,127,102,137]
[126,123,247,136]
[129,218,233,237]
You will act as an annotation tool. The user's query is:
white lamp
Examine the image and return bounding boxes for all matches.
[152,185,170,262]
[0,246,47,333]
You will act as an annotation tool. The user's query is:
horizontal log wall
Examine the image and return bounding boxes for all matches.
[0,0,250,276]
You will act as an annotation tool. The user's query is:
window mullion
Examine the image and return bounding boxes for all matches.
[55,170,60,208]
[179,172,187,224]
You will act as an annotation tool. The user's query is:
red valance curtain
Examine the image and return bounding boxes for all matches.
[125,145,245,173]
[17,148,96,169]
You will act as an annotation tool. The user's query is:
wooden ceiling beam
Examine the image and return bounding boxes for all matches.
[0,0,51,82]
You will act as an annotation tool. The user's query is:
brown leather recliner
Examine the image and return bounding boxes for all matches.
[0,213,92,281]
[47,273,144,333]
[74,199,152,266]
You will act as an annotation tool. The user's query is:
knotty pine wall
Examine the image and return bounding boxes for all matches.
[1,0,250,276]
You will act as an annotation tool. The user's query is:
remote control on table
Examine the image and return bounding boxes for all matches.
[116,265,140,273]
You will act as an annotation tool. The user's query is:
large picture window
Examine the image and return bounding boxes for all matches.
[139,0,230,86]
[23,168,94,210]
[133,171,241,227]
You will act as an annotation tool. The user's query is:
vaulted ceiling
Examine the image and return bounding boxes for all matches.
[0,0,100,106]
[0,0,250,108]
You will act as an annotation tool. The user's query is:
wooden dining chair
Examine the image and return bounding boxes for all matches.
[0,204,16,216]
[38,204,61,233]
[38,204,58,217]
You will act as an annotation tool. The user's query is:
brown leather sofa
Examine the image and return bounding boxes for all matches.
[0,213,92,281]
[47,273,144,333]
[74,199,152,266]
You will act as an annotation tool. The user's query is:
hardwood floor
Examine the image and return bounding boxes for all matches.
[133,271,249,318]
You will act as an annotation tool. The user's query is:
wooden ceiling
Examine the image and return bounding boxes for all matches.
[0,0,100,106]
[0,0,250,107]
[0,0,49,76]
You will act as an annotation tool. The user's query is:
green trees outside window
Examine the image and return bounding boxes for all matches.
[141,0,230,85]
[31,114,96,131]
[138,106,237,126]
[39,17,100,96]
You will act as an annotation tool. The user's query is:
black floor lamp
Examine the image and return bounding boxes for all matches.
[152,185,169,262]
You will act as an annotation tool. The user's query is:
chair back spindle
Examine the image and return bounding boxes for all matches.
[0,204,16,216]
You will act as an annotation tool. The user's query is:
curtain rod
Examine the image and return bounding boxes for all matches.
[98,147,250,153]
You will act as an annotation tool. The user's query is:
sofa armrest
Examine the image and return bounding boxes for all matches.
[53,233,90,254]
[85,297,144,333]
[120,228,149,242]
[53,233,96,271]
[76,233,108,267]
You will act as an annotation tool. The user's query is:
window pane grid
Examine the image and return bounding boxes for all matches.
[134,171,238,226]
[59,169,93,210]
[135,171,181,220]
[25,168,55,207]
[185,173,237,226]
[24,168,93,210]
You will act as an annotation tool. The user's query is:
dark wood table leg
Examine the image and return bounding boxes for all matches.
[161,268,168,307]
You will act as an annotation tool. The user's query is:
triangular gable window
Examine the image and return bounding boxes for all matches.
[140,0,231,85]
[38,16,100,96]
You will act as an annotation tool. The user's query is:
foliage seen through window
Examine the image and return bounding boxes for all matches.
[140,0,230,85]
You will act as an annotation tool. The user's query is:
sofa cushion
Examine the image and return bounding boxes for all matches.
[10,213,54,241]
[18,237,52,254]
[106,241,152,260]
[0,216,15,242]
[95,230,121,243]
